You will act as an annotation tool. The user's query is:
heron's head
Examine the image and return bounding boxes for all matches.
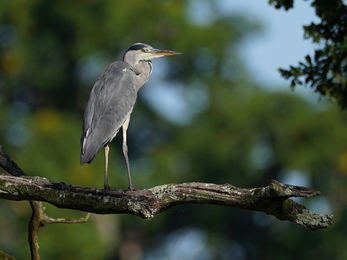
[123,43,181,64]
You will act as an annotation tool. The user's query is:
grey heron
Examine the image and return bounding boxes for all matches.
[80,43,181,190]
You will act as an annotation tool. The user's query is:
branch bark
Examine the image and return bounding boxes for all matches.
[0,146,25,177]
[0,174,332,231]
[0,145,333,234]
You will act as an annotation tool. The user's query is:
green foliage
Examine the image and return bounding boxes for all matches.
[270,0,347,109]
[268,0,294,10]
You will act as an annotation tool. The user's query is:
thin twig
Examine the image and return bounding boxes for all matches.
[43,213,91,225]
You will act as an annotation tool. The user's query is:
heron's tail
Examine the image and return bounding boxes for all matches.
[80,136,101,165]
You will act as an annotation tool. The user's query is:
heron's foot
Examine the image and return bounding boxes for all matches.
[128,186,140,191]
[101,185,111,197]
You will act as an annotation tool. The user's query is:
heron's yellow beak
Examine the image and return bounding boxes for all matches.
[151,49,181,56]
[140,48,181,61]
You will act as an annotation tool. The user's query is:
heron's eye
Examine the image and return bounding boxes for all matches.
[142,48,150,53]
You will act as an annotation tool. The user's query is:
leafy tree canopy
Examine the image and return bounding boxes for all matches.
[270,0,347,108]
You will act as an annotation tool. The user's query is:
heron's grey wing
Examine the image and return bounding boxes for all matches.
[80,61,137,164]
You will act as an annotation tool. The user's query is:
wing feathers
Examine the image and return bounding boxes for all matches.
[80,61,137,164]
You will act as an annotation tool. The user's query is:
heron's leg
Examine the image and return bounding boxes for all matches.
[104,145,110,190]
[122,116,134,190]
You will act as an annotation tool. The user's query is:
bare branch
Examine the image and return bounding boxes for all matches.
[0,174,332,231]
[0,251,17,260]
[28,200,90,260]
[43,213,90,225]
[0,146,333,233]
[0,148,90,260]
[28,201,44,260]
[0,146,25,177]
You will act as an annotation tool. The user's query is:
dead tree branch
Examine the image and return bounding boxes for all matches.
[0,174,332,231]
[0,146,25,177]
[28,200,90,260]
[0,145,333,237]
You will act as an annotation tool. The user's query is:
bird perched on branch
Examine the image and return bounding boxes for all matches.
[80,43,181,190]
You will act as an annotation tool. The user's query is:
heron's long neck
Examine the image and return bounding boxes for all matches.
[131,61,153,91]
